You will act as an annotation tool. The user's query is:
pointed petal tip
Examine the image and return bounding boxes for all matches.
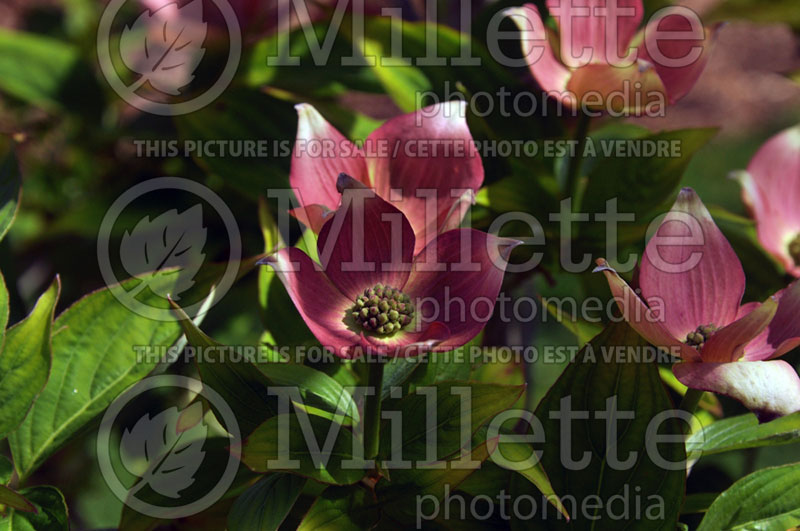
[728,169,750,183]
[674,187,708,214]
[335,172,367,194]
[593,258,613,273]
[489,235,524,261]
[637,59,655,73]
[255,252,280,267]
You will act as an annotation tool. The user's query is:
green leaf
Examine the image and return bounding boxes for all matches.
[375,441,491,525]
[256,363,360,426]
[7,274,194,479]
[681,492,718,515]
[171,299,360,430]
[379,357,421,401]
[406,333,483,390]
[0,140,22,243]
[170,298,278,436]
[513,322,686,530]
[0,486,69,531]
[488,438,569,519]
[698,462,800,530]
[687,412,800,459]
[0,485,35,513]
[0,456,11,484]
[579,128,717,247]
[0,273,9,359]
[240,413,362,485]
[542,296,603,347]
[174,88,296,198]
[0,29,102,114]
[0,277,60,439]
[355,25,432,112]
[228,473,306,531]
[355,17,519,115]
[245,22,383,96]
[379,381,524,462]
[298,485,379,531]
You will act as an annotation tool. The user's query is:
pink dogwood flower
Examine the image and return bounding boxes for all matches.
[733,125,800,278]
[506,0,716,113]
[261,174,518,358]
[596,188,800,420]
[289,101,484,254]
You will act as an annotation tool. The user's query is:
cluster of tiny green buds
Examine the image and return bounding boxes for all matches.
[350,283,415,335]
[685,324,719,350]
[789,234,800,267]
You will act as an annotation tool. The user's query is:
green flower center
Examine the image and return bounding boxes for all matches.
[789,234,800,268]
[350,283,415,336]
[685,324,718,350]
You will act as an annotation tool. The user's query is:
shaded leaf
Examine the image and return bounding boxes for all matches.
[379,381,524,462]
[0,140,22,243]
[240,413,362,486]
[0,486,69,530]
[0,485,35,513]
[228,473,306,531]
[512,322,686,530]
[298,485,379,531]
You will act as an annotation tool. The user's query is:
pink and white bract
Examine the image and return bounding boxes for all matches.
[596,188,800,420]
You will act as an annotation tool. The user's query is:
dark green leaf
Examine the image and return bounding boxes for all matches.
[241,413,362,485]
[298,485,379,531]
[0,486,69,530]
[513,322,686,530]
[375,441,491,525]
[0,140,22,243]
[228,474,306,531]
[170,299,278,436]
[0,455,11,484]
[681,492,717,515]
[174,88,296,198]
[379,381,524,462]
[580,128,717,247]
[0,485,35,513]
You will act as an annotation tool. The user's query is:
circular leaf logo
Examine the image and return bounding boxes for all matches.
[97,0,242,115]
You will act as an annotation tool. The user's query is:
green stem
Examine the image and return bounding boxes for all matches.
[565,112,592,209]
[679,388,704,435]
[363,358,385,462]
[679,388,704,414]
